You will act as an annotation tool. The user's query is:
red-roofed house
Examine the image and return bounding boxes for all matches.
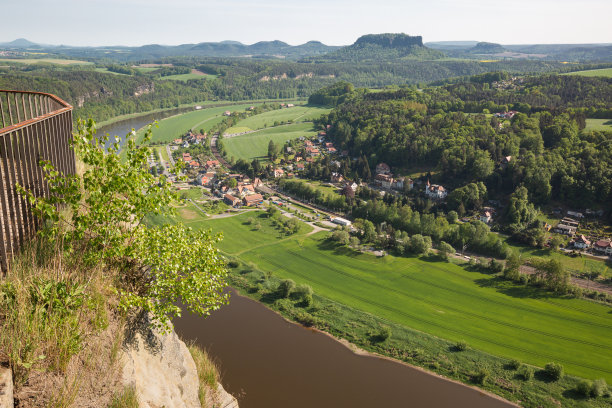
[593,240,612,255]
[424,180,448,199]
[189,161,200,168]
[243,193,264,207]
[274,168,285,178]
[223,194,241,207]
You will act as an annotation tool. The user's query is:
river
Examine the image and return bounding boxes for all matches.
[174,290,515,408]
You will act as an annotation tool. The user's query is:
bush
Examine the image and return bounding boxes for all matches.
[576,379,593,397]
[454,340,469,351]
[295,283,313,298]
[372,326,392,342]
[591,378,608,397]
[228,260,239,268]
[302,293,314,307]
[544,362,564,381]
[507,359,521,370]
[294,310,317,327]
[278,279,296,298]
[517,365,534,380]
[471,368,489,385]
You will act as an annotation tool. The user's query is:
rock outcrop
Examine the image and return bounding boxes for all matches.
[121,313,238,408]
[0,366,13,408]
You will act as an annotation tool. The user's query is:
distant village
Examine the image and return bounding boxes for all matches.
[150,113,611,259]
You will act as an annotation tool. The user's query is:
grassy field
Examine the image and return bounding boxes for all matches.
[94,67,129,75]
[0,58,92,65]
[224,105,330,134]
[564,68,612,78]
[184,212,612,382]
[136,103,264,144]
[160,72,216,81]
[585,119,612,131]
[222,122,318,162]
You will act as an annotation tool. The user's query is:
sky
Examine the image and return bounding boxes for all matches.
[1,0,611,47]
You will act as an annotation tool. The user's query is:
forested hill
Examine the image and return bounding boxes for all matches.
[316,76,612,213]
[308,33,444,62]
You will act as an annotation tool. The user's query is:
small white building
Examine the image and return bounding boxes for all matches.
[332,217,352,227]
[480,211,492,224]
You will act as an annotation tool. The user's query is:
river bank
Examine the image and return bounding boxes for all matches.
[193,268,610,408]
[175,288,516,408]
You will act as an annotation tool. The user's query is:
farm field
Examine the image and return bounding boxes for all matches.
[222,122,318,162]
[0,58,92,65]
[224,105,331,134]
[160,71,217,81]
[585,118,612,131]
[136,103,264,144]
[564,68,612,78]
[187,212,612,382]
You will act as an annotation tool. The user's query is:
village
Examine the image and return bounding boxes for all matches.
[144,115,612,262]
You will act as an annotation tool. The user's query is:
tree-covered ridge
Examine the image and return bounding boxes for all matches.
[317,79,612,210]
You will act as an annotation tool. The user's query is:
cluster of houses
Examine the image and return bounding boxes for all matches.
[572,236,612,255]
[173,131,207,148]
[373,163,414,192]
[272,131,339,177]
[219,176,264,208]
[424,179,448,199]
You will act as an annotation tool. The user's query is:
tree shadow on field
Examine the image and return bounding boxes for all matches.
[316,239,361,258]
[473,276,560,300]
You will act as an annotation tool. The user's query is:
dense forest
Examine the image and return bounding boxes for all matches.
[314,76,612,221]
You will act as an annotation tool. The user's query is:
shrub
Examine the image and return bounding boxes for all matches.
[454,340,469,351]
[507,359,521,370]
[278,279,296,298]
[294,310,317,327]
[576,379,593,397]
[471,368,489,385]
[302,293,314,307]
[517,365,534,381]
[544,362,564,381]
[371,326,392,342]
[591,378,608,397]
[228,260,239,268]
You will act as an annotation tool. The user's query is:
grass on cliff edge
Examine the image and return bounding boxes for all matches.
[188,342,220,407]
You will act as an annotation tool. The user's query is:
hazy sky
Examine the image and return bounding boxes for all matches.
[2,0,611,46]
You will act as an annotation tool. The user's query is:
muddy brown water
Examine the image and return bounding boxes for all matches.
[175,290,515,408]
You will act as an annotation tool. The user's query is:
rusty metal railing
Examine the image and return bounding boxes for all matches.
[0,90,76,273]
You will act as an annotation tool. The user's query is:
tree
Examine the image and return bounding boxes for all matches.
[362,219,376,243]
[278,279,296,298]
[506,186,538,233]
[331,230,350,245]
[267,140,279,161]
[19,120,228,330]
[438,241,454,261]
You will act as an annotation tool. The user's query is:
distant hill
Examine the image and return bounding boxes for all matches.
[425,41,479,51]
[0,38,40,48]
[313,33,444,62]
[0,38,340,60]
[467,42,507,54]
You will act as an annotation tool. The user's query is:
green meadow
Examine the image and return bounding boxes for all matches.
[585,119,612,131]
[160,72,217,81]
[176,211,612,382]
[224,105,330,134]
[136,103,264,144]
[564,68,612,78]
[222,122,318,162]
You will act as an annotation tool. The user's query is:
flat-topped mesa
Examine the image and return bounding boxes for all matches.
[354,33,423,48]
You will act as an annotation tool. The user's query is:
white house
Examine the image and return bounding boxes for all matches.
[573,235,591,249]
[480,211,492,224]
[424,180,448,199]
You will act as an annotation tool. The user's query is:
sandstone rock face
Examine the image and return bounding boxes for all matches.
[121,315,200,408]
[0,366,13,408]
